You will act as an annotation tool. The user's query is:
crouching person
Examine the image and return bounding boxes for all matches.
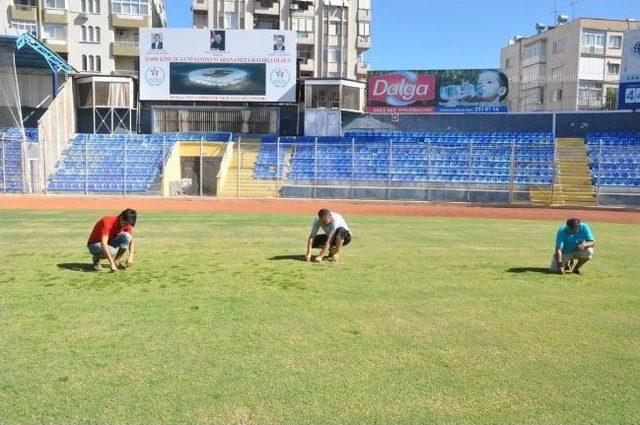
[550,218,595,275]
[87,208,137,272]
[305,208,352,263]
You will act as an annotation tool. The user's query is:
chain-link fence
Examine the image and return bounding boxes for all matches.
[231,138,558,204]
[3,134,638,206]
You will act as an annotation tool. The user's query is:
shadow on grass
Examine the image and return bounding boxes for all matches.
[57,263,96,273]
[506,267,554,275]
[269,255,306,262]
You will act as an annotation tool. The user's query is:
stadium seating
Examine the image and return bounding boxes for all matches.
[47,132,231,193]
[0,127,38,192]
[255,132,555,185]
[586,132,640,187]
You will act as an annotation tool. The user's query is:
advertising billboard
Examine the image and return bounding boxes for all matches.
[618,30,640,110]
[140,29,296,102]
[366,69,509,114]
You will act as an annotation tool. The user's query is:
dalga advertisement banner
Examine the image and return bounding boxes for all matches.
[140,28,296,102]
[618,30,640,110]
[366,69,509,114]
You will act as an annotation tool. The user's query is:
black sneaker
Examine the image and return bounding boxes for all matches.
[92,257,101,271]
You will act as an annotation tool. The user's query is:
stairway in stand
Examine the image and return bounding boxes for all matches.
[218,139,281,197]
[530,138,597,206]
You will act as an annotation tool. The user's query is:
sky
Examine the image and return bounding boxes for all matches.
[165,0,640,70]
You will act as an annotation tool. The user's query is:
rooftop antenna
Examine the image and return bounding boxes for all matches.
[567,0,580,20]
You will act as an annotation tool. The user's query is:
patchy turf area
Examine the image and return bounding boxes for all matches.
[1,210,638,424]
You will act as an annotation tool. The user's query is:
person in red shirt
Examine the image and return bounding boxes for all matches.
[87,209,137,272]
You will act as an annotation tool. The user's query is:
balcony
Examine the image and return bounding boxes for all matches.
[42,8,70,24]
[43,38,69,54]
[253,0,280,15]
[296,31,314,45]
[111,13,150,28]
[299,58,314,72]
[10,4,38,21]
[192,0,207,11]
[580,45,605,55]
[357,9,371,22]
[356,62,369,76]
[112,41,139,57]
[356,35,371,49]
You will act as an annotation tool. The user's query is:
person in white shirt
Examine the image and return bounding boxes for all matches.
[305,209,352,263]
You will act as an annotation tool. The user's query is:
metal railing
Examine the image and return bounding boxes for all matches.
[222,138,559,204]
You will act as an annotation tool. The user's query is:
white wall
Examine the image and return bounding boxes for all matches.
[579,57,605,80]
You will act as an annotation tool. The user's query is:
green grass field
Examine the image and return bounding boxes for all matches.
[1,209,638,424]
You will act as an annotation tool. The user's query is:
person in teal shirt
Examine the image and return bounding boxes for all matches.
[550,218,596,275]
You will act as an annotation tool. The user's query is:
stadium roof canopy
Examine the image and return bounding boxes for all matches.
[0,33,75,75]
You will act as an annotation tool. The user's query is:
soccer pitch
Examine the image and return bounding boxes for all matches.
[2,210,638,424]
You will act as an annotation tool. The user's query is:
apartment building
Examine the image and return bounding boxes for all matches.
[191,0,372,80]
[501,17,639,111]
[2,0,167,75]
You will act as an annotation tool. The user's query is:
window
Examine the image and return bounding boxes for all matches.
[298,49,312,60]
[581,31,605,47]
[505,57,514,69]
[523,42,543,59]
[43,24,67,40]
[88,0,94,13]
[358,22,370,37]
[329,22,342,36]
[96,56,101,72]
[609,35,622,49]
[94,0,100,13]
[88,26,94,42]
[579,80,603,108]
[82,55,87,71]
[89,55,94,72]
[81,25,86,40]
[553,39,565,54]
[328,47,341,62]
[81,0,86,12]
[607,63,620,75]
[44,0,65,9]
[605,87,618,109]
[95,27,101,42]
[111,0,149,16]
[358,0,371,9]
[294,17,313,36]
[554,89,563,102]
[10,20,37,37]
[193,13,207,28]
[522,86,544,109]
[224,12,238,29]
